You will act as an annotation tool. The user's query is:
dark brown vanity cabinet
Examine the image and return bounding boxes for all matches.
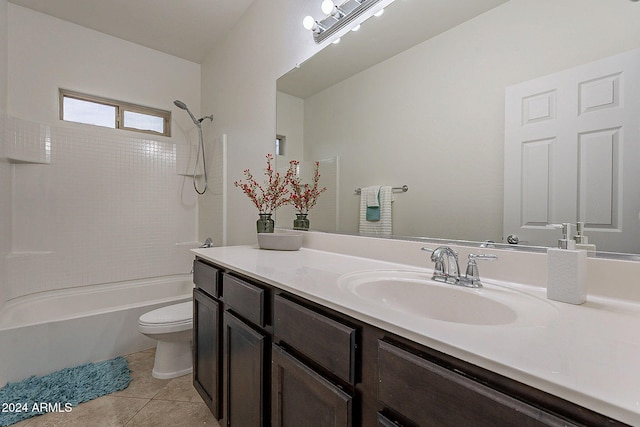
[193,258,627,427]
[192,260,221,419]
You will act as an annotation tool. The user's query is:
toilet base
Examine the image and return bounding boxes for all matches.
[152,340,193,380]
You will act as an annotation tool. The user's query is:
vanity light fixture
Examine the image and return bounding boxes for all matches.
[302,16,327,34]
[321,0,346,18]
[303,0,396,44]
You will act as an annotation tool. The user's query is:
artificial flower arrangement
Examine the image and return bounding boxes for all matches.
[234,154,294,215]
[234,154,327,232]
[286,160,327,215]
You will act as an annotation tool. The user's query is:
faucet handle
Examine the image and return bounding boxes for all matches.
[468,253,498,262]
[463,253,498,288]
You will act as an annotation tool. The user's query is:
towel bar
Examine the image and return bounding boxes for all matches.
[354,185,408,194]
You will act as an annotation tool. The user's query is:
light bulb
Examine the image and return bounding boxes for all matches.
[303,15,316,30]
[351,24,361,32]
[332,37,341,44]
[374,8,385,17]
[321,0,335,15]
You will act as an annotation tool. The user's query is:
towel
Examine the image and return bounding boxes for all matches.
[359,186,392,236]
[364,186,381,221]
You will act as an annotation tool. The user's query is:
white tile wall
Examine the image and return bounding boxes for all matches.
[4,115,50,164]
[3,115,198,301]
[175,127,204,177]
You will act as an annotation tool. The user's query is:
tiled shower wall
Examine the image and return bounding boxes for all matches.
[2,114,199,302]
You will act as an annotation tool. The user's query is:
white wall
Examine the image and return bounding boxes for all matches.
[204,0,640,244]
[276,91,304,163]
[3,4,202,303]
[201,0,323,245]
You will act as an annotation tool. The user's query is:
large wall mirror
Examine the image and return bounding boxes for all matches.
[276,0,640,256]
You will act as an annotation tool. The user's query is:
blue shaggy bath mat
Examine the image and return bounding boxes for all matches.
[0,356,131,426]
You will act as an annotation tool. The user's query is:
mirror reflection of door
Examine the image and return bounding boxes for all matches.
[504,48,640,253]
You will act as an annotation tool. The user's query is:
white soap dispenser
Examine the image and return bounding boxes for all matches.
[546,223,587,304]
[574,221,597,255]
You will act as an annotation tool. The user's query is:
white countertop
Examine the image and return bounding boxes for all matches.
[192,245,640,425]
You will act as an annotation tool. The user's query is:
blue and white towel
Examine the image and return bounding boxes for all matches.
[359,186,392,236]
[365,186,381,221]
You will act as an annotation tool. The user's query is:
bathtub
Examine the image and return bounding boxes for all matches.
[0,275,193,387]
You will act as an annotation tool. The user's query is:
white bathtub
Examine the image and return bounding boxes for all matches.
[0,275,193,387]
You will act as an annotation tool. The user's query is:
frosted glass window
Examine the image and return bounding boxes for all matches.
[123,111,165,134]
[63,97,116,128]
[276,134,286,156]
[60,89,171,136]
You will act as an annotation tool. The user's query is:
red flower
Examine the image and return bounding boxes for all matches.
[234,154,295,214]
[286,160,327,214]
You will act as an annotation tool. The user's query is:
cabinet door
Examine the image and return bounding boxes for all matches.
[378,340,577,427]
[193,288,221,419]
[223,311,266,427]
[272,344,352,427]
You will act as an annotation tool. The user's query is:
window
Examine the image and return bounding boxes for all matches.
[275,134,286,156]
[60,89,171,137]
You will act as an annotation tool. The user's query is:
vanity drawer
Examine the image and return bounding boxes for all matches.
[274,295,357,384]
[222,273,266,327]
[377,340,575,427]
[193,259,219,298]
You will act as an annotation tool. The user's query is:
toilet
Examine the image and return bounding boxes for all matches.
[138,301,193,379]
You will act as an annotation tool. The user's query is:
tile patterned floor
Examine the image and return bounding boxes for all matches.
[12,349,220,427]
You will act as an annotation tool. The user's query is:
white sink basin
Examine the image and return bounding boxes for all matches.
[337,270,557,326]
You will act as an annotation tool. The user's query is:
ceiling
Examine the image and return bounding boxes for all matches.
[8,0,256,63]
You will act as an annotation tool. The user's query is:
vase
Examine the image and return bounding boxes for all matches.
[256,213,274,233]
[293,213,310,231]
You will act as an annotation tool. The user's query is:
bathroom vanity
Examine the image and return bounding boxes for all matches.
[192,240,640,426]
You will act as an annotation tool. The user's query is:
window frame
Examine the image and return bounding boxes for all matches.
[59,89,172,137]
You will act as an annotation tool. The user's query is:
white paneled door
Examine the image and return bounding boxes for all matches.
[504,48,640,253]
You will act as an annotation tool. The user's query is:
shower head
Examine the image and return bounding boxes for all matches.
[173,99,199,126]
[174,100,213,127]
[173,100,189,110]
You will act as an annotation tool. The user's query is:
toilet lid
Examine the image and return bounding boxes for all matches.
[139,301,192,325]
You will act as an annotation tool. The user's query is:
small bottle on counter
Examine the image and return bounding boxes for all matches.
[546,223,587,305]
[573,221,597,255]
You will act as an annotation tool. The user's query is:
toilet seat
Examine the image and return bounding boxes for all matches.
[138,301,193,334]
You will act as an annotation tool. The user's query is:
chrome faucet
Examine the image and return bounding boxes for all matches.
[421,246,461,285]
[199,237,214,248]
[422,247,497,288]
